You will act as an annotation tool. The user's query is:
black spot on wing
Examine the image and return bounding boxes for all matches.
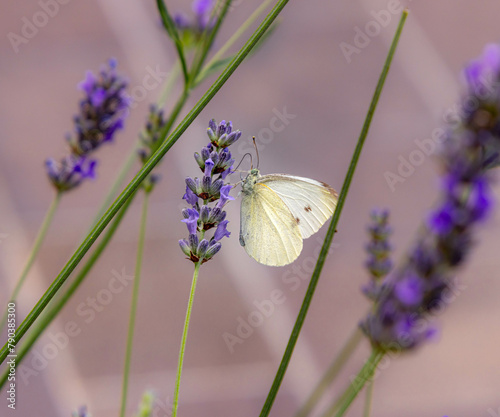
[304,206,312,212]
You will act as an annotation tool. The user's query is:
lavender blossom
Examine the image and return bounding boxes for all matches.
[46,59,129,192]
[46,155,96,192]
[179,119,240,264]
[69,59,130,155]
[362,209,393,300]
[360,44,500,352]
[137,104,167,192]
[173,0,215,48]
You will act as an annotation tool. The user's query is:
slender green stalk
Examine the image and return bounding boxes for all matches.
[362,380,374,417]
[294,328,364,417]
[0,191,62,333]
[332,349,384,417]
[196,0,274,84]
[0,0,290,366]
[0,193,136,389]
[258,10,408,417]
[172,261,201,417]
[119,192,149,417]
[189,0,233,84]
[156,0,189,85]
[89,149,138,230]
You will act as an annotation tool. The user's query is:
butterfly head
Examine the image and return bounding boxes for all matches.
[241,168,261,195]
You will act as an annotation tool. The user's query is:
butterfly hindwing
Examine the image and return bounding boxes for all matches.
[258,175,338,239]
[240,181,303,266]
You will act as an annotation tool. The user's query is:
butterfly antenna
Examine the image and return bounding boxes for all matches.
[252,137,260,169]
[234,152,252,172]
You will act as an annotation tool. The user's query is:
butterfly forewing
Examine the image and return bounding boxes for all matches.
[258,175,338,239]
[240,182,303,266]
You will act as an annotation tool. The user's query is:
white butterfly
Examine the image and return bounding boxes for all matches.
[239,169,338,266]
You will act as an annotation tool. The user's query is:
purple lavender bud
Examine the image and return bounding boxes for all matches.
[205,241,222,260]
[201,144,212,161]
[202,176,212,195]
[214,220,231,241]
[217,120,228,137]
[200,205,211,223]
[197,239,210,258]
[204,158,214,177]
[188,233,199,253]
[210,178,223,195]
[208,207,225,223]
[218,130,242,148]
[208,118,217,132]
[194,152,205,170]
[207,127,217,142]
[185,177,198,194]
[209,151,219,166]
[179,239,192,257]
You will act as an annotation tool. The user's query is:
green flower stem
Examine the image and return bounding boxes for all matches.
[0,191,62,333]
[171,260,201,417]
[363,379,374,417]
[119,192,149,417]
[89,149,138,229]
[258,10,408,417]
[196,0,274,84]
[189,0,233,85]
[0,192,136,389]
[156,0,189,85]
[294,328,364,417]
[331,349,384,417]
[0,0,290,366]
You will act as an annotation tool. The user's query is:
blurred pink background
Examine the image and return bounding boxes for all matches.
[1,1,500,416]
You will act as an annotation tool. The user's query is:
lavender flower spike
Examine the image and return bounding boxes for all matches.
[46,59,129,193]
[46,155,96,192]
[69,59,130,156]
[360,43,500,352]
[179,119,241,263]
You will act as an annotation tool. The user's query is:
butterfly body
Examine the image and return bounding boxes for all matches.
[239,169,338,266]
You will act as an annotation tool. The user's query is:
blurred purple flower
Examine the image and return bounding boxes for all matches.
[70,58,130,155]
[47,59,129,193]
[361,43,500,352]
[46,155,97,192]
